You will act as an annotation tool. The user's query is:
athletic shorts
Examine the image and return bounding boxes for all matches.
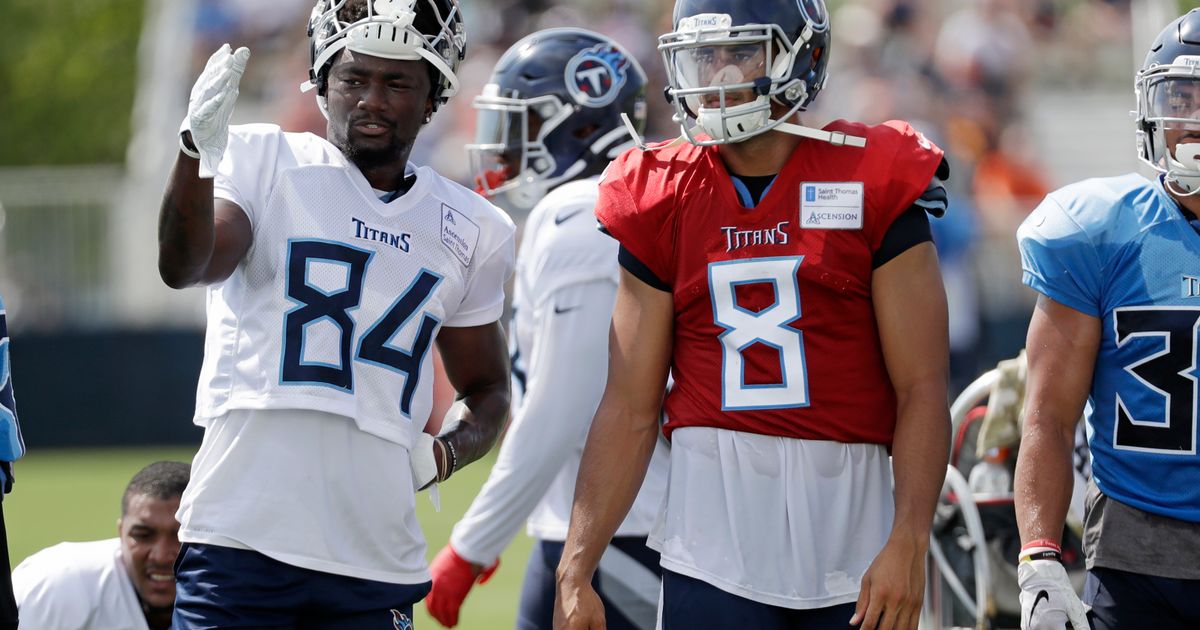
[173,543,431,629]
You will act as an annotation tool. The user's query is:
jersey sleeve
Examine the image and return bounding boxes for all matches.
[444,204,516,327]
[0,294,24,475]
[450,279,616,564]
[522,189,619,308]
[1016,195,1104,317]
[866,121,946,251]
[593,153,676,287]
[13,551,93,630]
[212,124,283,227]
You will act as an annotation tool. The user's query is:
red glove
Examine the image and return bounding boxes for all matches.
[425,544,499,628]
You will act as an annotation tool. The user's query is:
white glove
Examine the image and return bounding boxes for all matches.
[181,44,250,178]
[411,431,439,492]
[1018,559,1089,630]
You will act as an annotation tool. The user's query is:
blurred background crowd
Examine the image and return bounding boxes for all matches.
[0,0,1187,448]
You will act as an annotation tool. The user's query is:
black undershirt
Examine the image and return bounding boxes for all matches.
[731,173,778,207]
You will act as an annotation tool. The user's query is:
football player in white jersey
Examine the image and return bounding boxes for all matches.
[157,0,515,627]
[14,461,189,630]
[423,29,667,630]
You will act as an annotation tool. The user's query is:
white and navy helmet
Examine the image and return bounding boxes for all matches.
[468,28,647,209]
[303,0,466,117]
[659,0,831,144]
[1136,8,1200,194]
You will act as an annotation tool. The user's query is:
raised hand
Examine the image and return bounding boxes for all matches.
[181,44,250,178]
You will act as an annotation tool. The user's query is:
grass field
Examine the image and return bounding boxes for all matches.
[5,446,533,630]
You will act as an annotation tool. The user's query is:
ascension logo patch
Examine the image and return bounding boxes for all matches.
[565,43,630,108]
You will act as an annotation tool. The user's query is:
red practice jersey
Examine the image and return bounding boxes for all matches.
[597,120,944,445]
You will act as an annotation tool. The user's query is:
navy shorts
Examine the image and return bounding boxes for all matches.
[173,543,431,629]
[519,537,661,630]
[1085,566,1200,630]
[661,569,860,630]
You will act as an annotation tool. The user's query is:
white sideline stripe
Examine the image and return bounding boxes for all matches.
[598,544,661,630]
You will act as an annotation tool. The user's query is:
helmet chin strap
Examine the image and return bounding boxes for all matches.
[696,98,867,147]
[1168,143,1200,196]
[775,121,867,147]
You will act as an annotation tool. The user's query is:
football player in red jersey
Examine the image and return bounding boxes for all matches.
[554,1,951,629]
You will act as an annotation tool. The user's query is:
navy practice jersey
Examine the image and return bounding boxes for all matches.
[1019,173,1200,522]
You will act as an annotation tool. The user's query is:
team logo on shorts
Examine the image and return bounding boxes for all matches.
[391,610,413,630]
[565,43,629,108]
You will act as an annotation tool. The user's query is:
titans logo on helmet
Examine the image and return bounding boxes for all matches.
[564,43,629,108]
[796,0,830,30]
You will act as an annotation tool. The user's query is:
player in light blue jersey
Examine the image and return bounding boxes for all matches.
[1014,9,1200,630]
[0,294,24,630]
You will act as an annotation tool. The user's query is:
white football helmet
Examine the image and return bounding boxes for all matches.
[303,0,466,118]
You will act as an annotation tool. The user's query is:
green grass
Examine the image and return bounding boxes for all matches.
[5,446,532,630]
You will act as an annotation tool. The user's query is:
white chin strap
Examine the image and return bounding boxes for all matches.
[1168,143,1200,195]
[775,121,867,147]
[695,98,867,148]
[696,97,771,141]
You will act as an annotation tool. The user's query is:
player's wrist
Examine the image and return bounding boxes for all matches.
[1019,538,1063,563]
[555,560,594,587]
[179,131,200,160]
[434,437,458,482]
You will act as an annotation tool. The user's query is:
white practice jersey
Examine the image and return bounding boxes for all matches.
[14,538,151,630]
[178,125,514,583]
[649,428,894,609]
[197,124,515,448]
[450,177,669,566]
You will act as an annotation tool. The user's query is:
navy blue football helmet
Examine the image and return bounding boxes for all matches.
[467,28,647,209]
[1136,8,1200,195]
[659,0,832,145]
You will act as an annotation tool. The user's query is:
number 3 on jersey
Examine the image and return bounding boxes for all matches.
[1113,306,1200,454]
[709,256,809,410]
[281,240,441,418]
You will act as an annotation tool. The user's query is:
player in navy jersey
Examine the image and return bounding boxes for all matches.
[157,0,515,626]
[554,1,952,629]
[1014,9,1200,630]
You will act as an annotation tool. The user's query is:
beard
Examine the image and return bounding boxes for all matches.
[342,134,408,171]
[328,123,411,173]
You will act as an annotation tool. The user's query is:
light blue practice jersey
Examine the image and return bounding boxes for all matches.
[1019,173,1200,522]
[0,294,25,469]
